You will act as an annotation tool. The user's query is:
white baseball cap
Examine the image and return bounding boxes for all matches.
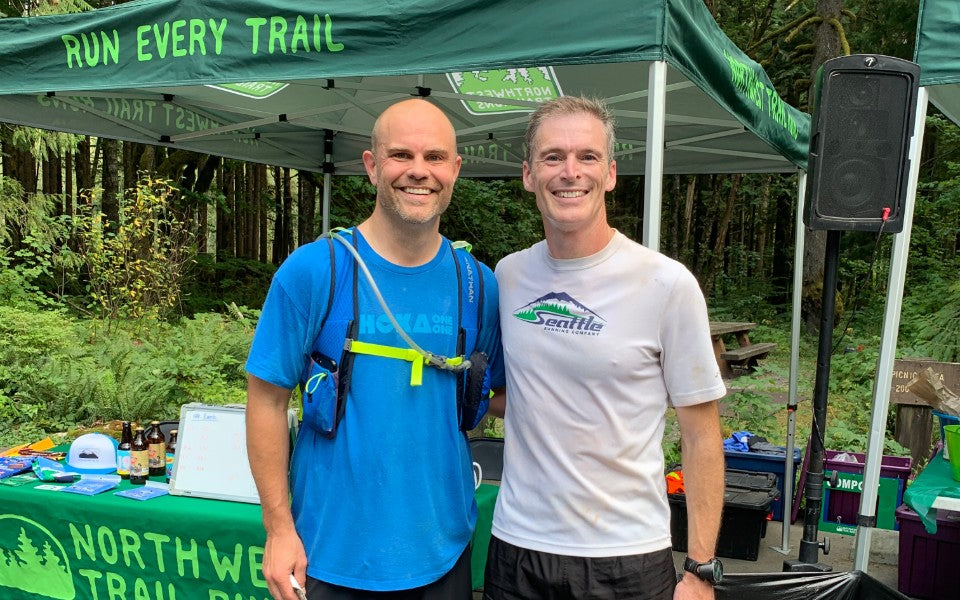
[66,433,119,474]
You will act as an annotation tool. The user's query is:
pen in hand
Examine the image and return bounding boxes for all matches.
[289,574,307,600]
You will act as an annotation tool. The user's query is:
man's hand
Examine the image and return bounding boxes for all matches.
[674,571,715,600]
[262,527,308,600]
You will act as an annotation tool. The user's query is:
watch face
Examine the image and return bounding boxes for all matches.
[685,557,723,584]
[711,559,723,583]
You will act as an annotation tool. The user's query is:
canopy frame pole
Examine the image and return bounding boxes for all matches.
[853,87,928,571]
[774,172,807,555]
[643,61,667,251]
[322,129,334,234]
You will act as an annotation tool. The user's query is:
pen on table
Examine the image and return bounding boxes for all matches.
[289,574,307,600]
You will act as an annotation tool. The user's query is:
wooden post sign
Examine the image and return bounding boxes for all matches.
[890,359,960,406]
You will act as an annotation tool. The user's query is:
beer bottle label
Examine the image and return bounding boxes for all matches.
[148,442,165,468]
[116,449,131,476]
[131,450,149,476]
[165,452,174,479]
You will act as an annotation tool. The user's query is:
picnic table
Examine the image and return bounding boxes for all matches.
[709,321,776,377]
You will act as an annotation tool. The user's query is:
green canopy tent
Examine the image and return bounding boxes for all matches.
[848,0,955,572]
[916,0,960,124]
[0,0,816,552]
[0,0,823,563]
[0,0,809,248]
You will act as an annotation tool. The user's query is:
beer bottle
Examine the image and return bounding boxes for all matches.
[130,426,149,485]
[116,421,133,479]
[146,420,166,477]
[165,429,178,482]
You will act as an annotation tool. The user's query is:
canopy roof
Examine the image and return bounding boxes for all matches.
[915,0,960,124]
[0,0,808,176]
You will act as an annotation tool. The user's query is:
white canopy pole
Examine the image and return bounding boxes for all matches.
[853,87,929,571]
[643,61,667,251]
[322,174,332,234]
[774,172,807,554]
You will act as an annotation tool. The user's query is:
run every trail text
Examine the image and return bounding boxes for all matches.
[61,14,345,69]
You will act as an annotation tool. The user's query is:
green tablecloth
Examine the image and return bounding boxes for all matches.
[903,451,960,534]
[1,472,498,599]
[471,482,499,591]
[0,475,269,600]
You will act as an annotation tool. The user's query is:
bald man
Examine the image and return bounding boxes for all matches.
[246,99,504,600]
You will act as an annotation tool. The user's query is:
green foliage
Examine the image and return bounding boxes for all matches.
[181,254,274,315]
[0,306,252,449]
[0,177,82,308]
[911,281,960,362]
[442,178,543,265]
[74,178,196,320]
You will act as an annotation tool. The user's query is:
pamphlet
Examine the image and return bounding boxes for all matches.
[0,473,37,486]
[0,456,33,479]
[62,479,119,496]
[115,480,169,501]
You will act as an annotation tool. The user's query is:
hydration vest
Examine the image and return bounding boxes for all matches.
[300,228,489,438]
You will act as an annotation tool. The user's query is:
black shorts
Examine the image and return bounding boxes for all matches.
[483,535,677,600]
[305,544,472,600]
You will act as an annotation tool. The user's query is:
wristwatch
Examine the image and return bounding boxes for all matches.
[683,556,723,584]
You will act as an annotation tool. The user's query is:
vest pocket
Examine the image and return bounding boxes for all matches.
[301,352,342,438]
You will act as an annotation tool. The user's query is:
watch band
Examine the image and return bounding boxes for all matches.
[683,556,723,584]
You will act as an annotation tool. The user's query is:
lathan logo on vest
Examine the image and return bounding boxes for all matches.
[512,292,605,336]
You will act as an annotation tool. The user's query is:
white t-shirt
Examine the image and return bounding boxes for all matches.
[492,231,725,557]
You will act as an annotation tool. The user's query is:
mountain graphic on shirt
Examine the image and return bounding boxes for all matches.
[512,291,604,323]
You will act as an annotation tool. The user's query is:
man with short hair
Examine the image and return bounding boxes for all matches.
[485,96,726,600]
[246,98,503,600]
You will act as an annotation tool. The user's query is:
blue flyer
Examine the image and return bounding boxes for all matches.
[62,479,119,496]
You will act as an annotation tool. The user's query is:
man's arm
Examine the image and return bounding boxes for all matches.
[246,374,307,600]
[674,400,725,600]
[488,387,506,419]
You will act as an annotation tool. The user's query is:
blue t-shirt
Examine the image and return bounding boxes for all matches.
[246,228,503,591]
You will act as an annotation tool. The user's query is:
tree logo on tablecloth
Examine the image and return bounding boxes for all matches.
[0,515,75,599]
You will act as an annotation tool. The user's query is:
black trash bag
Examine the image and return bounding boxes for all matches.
[716,571,909,600]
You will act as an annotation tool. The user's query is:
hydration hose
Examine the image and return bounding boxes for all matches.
[328,230,472,374]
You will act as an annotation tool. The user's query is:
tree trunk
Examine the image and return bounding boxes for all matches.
[258,164,268,263]
[246,163,259,260]
[217,168,235,259]
[682,176,697,258]
[284,167,294,255]
[272,167,283,264]
[75,136,93,195]
[65,150,75,217]
[703,173,742,296]
[755,175,771,279]
[300,171,320,246]
[802,0,845,329]
[100,138,120,227]
[770,182,795,306]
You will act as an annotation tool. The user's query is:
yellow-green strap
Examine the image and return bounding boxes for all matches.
[347,340,464,386]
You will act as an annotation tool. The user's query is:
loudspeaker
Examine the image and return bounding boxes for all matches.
[804,55,920,233]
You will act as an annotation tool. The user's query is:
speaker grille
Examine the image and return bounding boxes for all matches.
[804,56,919,233]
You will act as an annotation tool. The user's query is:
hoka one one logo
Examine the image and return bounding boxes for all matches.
[512,292,605,336]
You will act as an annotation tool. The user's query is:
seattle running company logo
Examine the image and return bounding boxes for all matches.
[512,292,605,336]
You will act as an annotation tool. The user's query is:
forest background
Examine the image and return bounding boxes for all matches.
[1,0,958,469]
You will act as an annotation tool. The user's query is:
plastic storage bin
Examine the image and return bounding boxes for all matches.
[724,445,801,522]
[670,469,778,561]
[933,411,960,461]
[469,437,504,481]
[823,450,911,531]
[895,505,960,600]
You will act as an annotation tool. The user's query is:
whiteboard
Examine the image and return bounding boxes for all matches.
[169,403,260,504]
[168,403,299,504]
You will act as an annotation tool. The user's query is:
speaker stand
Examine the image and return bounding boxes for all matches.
[783,229,841,573]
